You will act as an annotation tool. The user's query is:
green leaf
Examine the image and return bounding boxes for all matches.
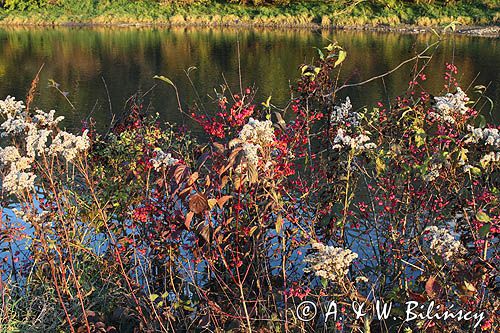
[478,223,491,238]
[315,47,325,60]
[334,50,347,68]
[153,75,176,87]
[321,277,328,288]
[470,166,482,176]
[476,211,491,223]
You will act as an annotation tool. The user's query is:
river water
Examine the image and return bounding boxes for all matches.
[0,27,498,131]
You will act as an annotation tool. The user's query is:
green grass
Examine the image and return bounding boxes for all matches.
[0,0,498,27]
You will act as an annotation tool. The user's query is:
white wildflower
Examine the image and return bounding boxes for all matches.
[331,97,360,127]
[2,167,36,195]
[332,129,376,151]
[0,96,25,117]
[466,126,500,148]
[238,118,275,146]
[303,242,358,283]
[48,130,90,161]
[150,148,178,171]
[431,87,470,124]
[424,226,466,261]
[479,151,500,167]
[0,146,32,171]
[33,109,64,128]
[26,127,52,158]
[242,142,260,168]
[1,117,29,137]
[463,164,474,172]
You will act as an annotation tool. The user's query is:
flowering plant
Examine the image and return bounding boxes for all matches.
[0,46,498,332]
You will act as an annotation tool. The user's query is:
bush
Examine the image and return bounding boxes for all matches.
[0,43,498,332]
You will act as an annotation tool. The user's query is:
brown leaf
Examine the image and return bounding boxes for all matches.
[174,164,187,184]
[188,172,199,186]
[178,186,193,198]
[221,175,229,188]
[217,195,232,208]
[189,192,209,214]
[213,142,225,153]
[185,211,194,230]
[425,276,441,299]
[247,163,258,184]
[408,290,427,302]
[199,225,211,244]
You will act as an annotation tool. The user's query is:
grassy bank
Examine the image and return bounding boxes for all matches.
[0,0,498,28]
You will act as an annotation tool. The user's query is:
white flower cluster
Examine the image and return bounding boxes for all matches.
[429,87,470,124]
[48,130,90,161]
[480,151,500,166]
[332,128,376,151]
[242,143,260,168]
[330,97,360,127]
[424,226,466,261]
[466,126,500,148]
[303,242,358,283]
[150,148,178,171]
[0,96,90,196]
[239,118,275,146]
[0,96,25,118]
[0,146,36,195]
[238,118,275,169]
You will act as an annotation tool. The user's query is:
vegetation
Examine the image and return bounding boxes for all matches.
[0,0,498,27]
[0,40,498,332]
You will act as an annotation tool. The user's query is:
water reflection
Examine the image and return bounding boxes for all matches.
[0,27,498,132]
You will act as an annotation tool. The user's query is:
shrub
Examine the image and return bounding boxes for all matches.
[0,43,498,332]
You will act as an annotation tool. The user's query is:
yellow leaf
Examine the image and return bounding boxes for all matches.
[208,199,217,210]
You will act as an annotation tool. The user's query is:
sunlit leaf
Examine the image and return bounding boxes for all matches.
[276,214,284,234]
[153,75,176,87]
[185,212,194,230]
[476,211,491,223]
[262,95,272,108]
[334,50,347,68]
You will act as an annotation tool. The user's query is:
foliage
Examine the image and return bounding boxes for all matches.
[0,41,498,332]
[0,0,497,27]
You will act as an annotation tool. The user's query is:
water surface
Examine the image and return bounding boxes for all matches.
[0,27,498,131]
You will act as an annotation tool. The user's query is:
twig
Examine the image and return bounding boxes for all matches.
[330,41,440,95]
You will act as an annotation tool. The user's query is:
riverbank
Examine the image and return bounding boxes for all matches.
[0,1,498,35]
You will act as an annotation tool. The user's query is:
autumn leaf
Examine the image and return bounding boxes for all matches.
[185,211,194,230]
[189,193,209,214]
[425,276,439,298]
[217,195,232,208]
[188,172,199,186]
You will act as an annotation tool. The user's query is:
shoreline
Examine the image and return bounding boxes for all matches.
[0,21,498,38]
